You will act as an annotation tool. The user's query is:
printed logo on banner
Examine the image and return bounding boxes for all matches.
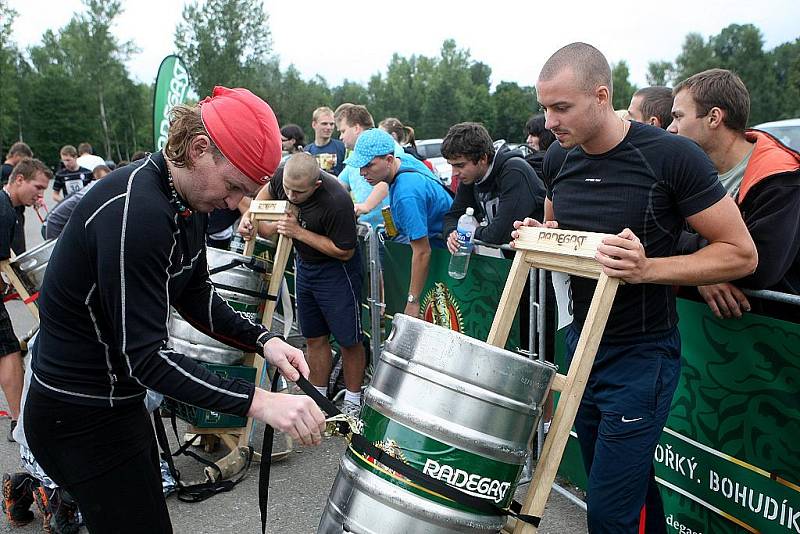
[420,282,464,333]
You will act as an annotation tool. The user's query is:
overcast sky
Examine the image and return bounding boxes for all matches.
[7,0,800,91]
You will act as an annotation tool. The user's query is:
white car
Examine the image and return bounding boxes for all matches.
[415,139,453,187]
[754,118,800,151]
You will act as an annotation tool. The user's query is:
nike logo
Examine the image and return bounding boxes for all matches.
[621,416,643,423]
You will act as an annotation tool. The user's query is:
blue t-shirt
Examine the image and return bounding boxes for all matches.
[339,142,404,228]
[306,139,346,176]
[389,156,452,248]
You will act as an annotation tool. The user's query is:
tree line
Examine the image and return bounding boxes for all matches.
[1,0,798,168]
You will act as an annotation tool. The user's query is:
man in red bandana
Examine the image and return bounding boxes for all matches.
[22,87,326,533]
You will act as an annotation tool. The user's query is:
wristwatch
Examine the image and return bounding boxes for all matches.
[407,293,419,304]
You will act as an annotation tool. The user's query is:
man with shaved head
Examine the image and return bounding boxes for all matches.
[515,42,757,533]
[239,152,366,417]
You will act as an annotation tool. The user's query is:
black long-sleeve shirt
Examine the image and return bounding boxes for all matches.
[31,152,278,416]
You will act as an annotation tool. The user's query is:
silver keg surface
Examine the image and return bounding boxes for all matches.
[367,315,555,462]
[167,311,245,365]
[167,248,268,364]
[319,314,557,534]
[10,239,57,293]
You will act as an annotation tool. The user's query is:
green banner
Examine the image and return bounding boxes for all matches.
[556,299,800,533]
[382,242,521,351]
[152,55,190,151]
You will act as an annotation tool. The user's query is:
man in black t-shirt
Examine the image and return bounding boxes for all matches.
[52,145,91,203]
[514,43,757,534]
[0,158,50,444]
[239,152,366,417]
[2,142,35,254]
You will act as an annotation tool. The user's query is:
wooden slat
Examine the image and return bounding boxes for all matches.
[486,251,530,347]
[513,227,612,259]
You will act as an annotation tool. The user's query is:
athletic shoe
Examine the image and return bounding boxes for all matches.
[33,486,80,534]
[341,399,362,420]
[2,472,36,526]
[7,420,16,442]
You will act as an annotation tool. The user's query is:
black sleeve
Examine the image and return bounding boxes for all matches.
[0,209,15,261]
[268,167,286,200]
[172,249,279,352]
[474,167,544,245]
[93,201,255,417]
[675,229,708,256]
[664,137,727,218]
[324,206,358,251]
[442,183,475,239]
[735,173,800,289]
[53,172,65,194]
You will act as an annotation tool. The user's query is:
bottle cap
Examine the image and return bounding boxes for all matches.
[465,207,474,216]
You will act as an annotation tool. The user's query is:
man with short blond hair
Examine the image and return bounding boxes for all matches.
[670,68,800,319]
[524,42,756,533]
[306,106,346,175]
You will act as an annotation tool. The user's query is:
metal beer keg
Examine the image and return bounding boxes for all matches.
[319,315,557,533]
[9,239,57,293]
[168,248,267,365]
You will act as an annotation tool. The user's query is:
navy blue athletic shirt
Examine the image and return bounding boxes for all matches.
[31,152,280,415]
[543,121,726,341]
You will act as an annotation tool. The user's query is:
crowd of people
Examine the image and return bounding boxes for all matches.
[0,40,797,534]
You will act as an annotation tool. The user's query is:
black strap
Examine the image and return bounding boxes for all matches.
[209,258,268,275]
[211,282,271,301]
[153,408,253,504]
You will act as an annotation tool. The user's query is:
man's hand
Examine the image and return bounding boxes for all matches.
[596,228,651,283]
[698,283,751,319]
[354,203,368,216]
[447,231,461,254]
[237,216,255,241]
[404,301,420,318]
[262,337,309,382]
[510,218,560,246]
[247,389,325,446]
[276,212,304,240]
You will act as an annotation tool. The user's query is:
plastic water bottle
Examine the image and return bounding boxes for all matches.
[448,207,478,280]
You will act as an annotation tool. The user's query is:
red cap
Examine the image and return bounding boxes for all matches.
[199,86,281,185]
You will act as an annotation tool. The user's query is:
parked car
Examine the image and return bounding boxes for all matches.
[754,118,800,151]
[415,139,454,190]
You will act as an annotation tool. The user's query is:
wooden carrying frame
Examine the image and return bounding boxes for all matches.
[487,227,621,534]
[200,200,295,481]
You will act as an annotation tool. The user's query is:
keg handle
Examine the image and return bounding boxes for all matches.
[18,258,39,271]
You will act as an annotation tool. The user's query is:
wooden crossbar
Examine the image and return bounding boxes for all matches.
[0,259,40,322]
[487,226,621,534]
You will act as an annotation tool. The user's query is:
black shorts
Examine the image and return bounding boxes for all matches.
[0,302,20,356]
[296,251,364,348]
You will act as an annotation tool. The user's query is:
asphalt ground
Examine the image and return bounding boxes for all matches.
[1,181,587,533]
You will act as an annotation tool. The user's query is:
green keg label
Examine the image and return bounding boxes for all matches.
[348,404,523,512]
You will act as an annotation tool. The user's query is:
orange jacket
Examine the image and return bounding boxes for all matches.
[737,129,800,204]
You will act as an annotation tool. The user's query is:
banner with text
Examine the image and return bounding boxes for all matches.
[153,55,190,151]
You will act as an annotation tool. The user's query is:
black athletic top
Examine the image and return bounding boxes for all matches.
[31,152,279,415]
[543,121,726,341]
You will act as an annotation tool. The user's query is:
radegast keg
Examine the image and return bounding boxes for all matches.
[319,315,557,533]
[168,247,267,365]
[9,239,57,294]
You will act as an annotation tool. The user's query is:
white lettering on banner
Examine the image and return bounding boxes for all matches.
[654,444,698,482]
[422,458,510,504]
[156,60,190,150]
[666,515,703,534]
[708,470,800,532]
